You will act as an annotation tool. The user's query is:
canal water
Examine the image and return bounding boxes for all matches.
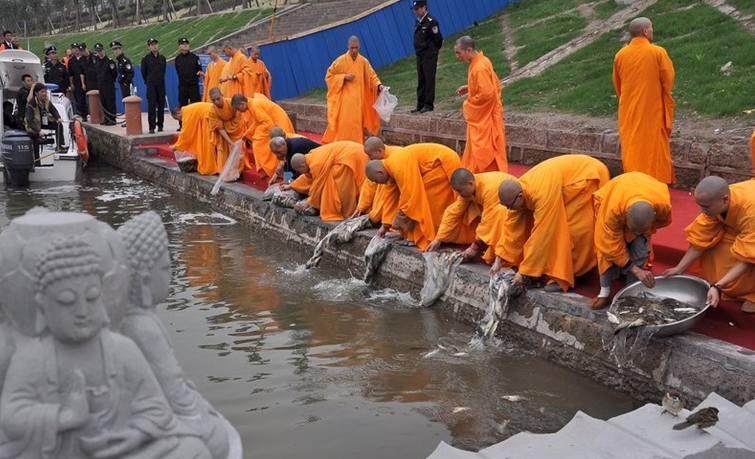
[0,164,638,458]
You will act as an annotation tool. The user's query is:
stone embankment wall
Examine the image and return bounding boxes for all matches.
[87,126,755,408]
[278,101,754,189]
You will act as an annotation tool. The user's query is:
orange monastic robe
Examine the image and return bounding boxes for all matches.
[208,98,251,174]
[242,94,295,177]
[613,37,676,184]
[381,143,461,251]
[684,180,755,302]
[357,146,403,224]
[322,52,381,144]
[592,172,672,274]
[220,50,253,98]
[461,52,507,173]
[202,58,226,102]
[436,172,514,263]
[247,58,271,99]
[289,141,369,221]
[750,127,754,177]
[172,102,218,175]
[497,155,610,291]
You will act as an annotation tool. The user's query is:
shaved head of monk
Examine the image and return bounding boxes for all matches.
[270,126,286,139]
[498,179,525,211]
[206,45,219,60]
[628,17,653,41]
[626,201,656,235]
[291,153,308,173]
[347,36,360,60]
[366,160,389,184]
[250,46,261,61]
[231,94,248,111]
[221,40,236,56]
[694,176,730,217]
[450,168,476,198]
[170,106,182,121]
[364,137,386,160]
[269,136,288,160]
[209,88,224,108]
[453,36,477,64]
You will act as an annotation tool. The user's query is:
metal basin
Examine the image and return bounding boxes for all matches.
[610,275,711,337]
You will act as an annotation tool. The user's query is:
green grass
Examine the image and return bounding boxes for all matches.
[21,9,271,61]
[727,0,755,16]
[507,0,591,28]
[513,12,587,66]
[593,0,624,20]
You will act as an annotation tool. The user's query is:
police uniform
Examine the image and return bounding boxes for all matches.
[81,44,99,92]
[43,46,69,93]
[412,0,442,113]
[111,41,134,98]
[174,38,202,109]
[69,43,89,118]
[141,38,167,132]
[94,43,118,125]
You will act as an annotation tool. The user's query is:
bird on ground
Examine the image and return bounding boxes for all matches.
[673,407,719,430]
[662,389,684,417]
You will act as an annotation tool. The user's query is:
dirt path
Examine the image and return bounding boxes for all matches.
[700,0,755,36]
[500,13,520,72]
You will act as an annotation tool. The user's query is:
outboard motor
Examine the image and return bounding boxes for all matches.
[1,129,35,186]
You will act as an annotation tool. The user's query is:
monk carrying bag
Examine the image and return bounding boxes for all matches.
[373,87,398,123]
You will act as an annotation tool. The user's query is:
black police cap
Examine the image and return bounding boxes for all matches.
[94,43,104,51]
[77,42,87,50]
[110,41,122,49]
[71,42,78,48]
[147,38,158,45]
[178,37,189,45]
[44,45,57,55]
[411,0,427,9]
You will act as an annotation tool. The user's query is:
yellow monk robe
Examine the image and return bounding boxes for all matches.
[381,143,461,251]
[461,52,508,173]
[436,172,515,263]
[171,102,218,176]
[289,141,368,221]
[751,127,755,177]
[497,155,610,291]
[357,146,403,223]
[220,50,253,98]
[613,37,676,184]
[247,57,272,99]
[685,180,755,302]
[202,59,225,102]
[208,98,251,174]
[322,52,381,144]
[242,94,296,177]
[593,172,672,274]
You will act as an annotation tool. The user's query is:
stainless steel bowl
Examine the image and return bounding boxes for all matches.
[610,275,711,337]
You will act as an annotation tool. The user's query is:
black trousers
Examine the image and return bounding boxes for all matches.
[178,83,201,107]
[74,85,88,117]
[146,83,165,130]
[120,83,131,99]
[100,84,117,123]
[416,52,438,110]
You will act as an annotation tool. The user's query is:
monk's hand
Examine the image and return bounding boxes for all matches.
[490,257,503,275]
[427,240,442,252]
[630,265,655,288]
[88,428,149,459]
[344,73,356,82]
[462,245,478,261]
[268,174,278,186]
[295,200,310,212]
[512,272,525,287]
[59,369,89,432]
[660,266,682,279]
[351,209,363,219]
[280,183,292,191]
[377,224,390,238]
[706,285,721,308]
[456,85,469,96]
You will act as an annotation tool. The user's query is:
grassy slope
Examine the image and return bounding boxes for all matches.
[513,12,587,67]
[23,9,271,61]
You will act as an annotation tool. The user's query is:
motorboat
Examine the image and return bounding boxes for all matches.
[0,50,84,186]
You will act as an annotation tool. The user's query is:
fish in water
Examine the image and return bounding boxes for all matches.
[306,215,372,269]
[452,407,471,414]
[478,269,522,339]
[673,406,719,430]
[262,183,281,201]
[610,291,701,334]
[420,251,464,307]
[271,189,303,208]
[363,234,399,283]
[500,395,527,402]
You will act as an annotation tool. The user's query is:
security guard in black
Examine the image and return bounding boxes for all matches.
[174,38,203,109]
[43,47,69,93]
[94,43,118,125]
[412,0,442,113]
[111,41,134,98]
[141,38,167,132]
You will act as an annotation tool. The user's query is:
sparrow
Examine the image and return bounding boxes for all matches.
[673,407,719,430]
[661,389,684,417]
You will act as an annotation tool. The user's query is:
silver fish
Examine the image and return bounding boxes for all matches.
[262,184,281,202]
[478,269,518,339]
[610,291,701,334]
[500,395,527,402]
[420,251,464,307]
[306,215,371,269]
[271,189,303,208]
[295,200,319,217]
[363,234,398,283]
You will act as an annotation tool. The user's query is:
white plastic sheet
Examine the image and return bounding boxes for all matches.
[211,140,243,195]
[373,87,398,123]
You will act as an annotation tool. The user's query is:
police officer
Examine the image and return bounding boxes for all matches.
[411,0,442,114]
[43,46,69,94]
[174,37,203,131]
[141,38,167,134]
[80,43,99,93]
[111,41,134,99]
[94,43,118,125]
[69,42,88,119]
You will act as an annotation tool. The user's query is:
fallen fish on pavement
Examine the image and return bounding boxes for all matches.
[306,215,372,269]
[420,251,464,307]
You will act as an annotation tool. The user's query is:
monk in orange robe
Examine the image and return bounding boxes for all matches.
[662,177,755,313]
[750,127,754,177]
[170,102,218,175]
[353,137,403,224]
[208,90,251,180]
[247,46,271,99]
[613,17,676,184]
[453,36,507,173]
[322,36,385,144]
[233,94,295,178]
[589,172,672,309]
[494,154,610,292]
[202,46,226,102]
[219,41,252,99]
[365,143,461,251]
[427,169,514,263]
[283,141,368,221]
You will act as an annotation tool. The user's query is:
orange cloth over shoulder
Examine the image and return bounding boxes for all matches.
[497,155,610,291]
[613,37,676,184]
[247,57,271,99]
[220,50,252,98]
[208,98,251,175]
[684,180,755,302]
[172,102,218,176]
[242,94,295,178]
[436,171,514,264]
[381,143,461,251]
[358,145,403,224]
[322,51,381,144]
[289,141,369,221]
[461,51,507,173]
[592,172,672,273]
[203,59,226,102]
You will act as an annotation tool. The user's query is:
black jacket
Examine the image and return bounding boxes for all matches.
[95,55,118,87]
[414,12,443,56]
[285,137,321,179]
[141,52,167,86]
[175,51,203,86]
[44,60,69,92]
[116,54,135,86]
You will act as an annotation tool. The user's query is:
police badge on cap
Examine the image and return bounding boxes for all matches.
[94,43,104,51]
[110,41,122,49]
[178,37,189,45]
[44,46,57,55]
[147,38,158,46]
[411,0,427,9]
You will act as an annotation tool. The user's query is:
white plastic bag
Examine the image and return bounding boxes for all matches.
[211,140,243,195]
[373,87,398,123]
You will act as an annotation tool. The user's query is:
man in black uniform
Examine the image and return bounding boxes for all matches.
[80,43,99,94]
[269,134,321,183]
[174,37,203,131]
[111,41,134,99]
[141,37,167,134]
[69,42,88,119]
[43,47,69,94]
[411,0,442,114]
[94,43,118,125]
[0,31,20,51]
[13,74,34,128]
